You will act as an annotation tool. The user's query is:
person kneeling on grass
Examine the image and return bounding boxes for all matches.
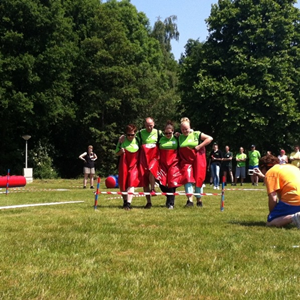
[254,156,300,228]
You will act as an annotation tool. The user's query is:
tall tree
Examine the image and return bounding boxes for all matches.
[179,0,300,153]
[0,0,78,174]
[72,0,180,175]
[151,15,179,55]
[0,0,181,177]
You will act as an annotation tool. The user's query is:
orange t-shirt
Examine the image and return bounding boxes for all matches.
[265,164,300,206]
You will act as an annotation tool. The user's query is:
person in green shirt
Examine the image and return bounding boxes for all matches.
[119,117,163,209]
[137,117,164,208]
[234,147,247,186]
[115,124,141,210]
[249,145,261,186]
[178,117,213,207]
[156,121,181,209]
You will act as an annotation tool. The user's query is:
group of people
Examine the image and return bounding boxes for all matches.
[207,144,300,189]
[115,117,213,210]
[77,123,300,230]
[208,144,300,229]
[207,144,261,188]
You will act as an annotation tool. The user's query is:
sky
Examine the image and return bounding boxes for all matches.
[129,0,300,61]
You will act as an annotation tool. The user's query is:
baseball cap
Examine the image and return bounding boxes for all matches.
[280,149,285,154]
[251,145,255,148]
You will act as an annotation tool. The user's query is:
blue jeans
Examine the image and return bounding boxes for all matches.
[211,164,220,187]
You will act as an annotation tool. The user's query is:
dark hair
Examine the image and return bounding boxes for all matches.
[126,124,137,133]
[165,120,174,131]
[259,154,279,171]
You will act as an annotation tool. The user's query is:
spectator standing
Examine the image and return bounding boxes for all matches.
[208,142,223,189]
[222,145,234,186]
[289,145,300,169]
[79,145,97,189]
[249,145,261,186]
[234,147,247,186]
[278,149,288,165]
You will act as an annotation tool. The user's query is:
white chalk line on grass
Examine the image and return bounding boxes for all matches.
[0,188,70,194]
[0,201,84,210]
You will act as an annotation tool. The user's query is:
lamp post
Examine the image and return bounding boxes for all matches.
[22,135,31,168]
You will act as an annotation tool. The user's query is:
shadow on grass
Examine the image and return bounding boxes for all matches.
[92,205,154,209]
[93,204,172,210]
[229,220,267,227]
[229,220,294,230]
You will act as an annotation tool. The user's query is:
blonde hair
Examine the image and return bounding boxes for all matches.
[180,117,190,124]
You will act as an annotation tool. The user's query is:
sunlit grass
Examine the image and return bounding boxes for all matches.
[0,179,299,299]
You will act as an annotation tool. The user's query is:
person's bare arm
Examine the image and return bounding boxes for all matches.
[268,192,277,213]
[195,133,213,151]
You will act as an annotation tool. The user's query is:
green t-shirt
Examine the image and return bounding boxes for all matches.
[249,150,261,166]
[159,136,178,150]
[236,153,247,167]
[138,128,163,145]
[178,131,201,149]
[115,137,139,153]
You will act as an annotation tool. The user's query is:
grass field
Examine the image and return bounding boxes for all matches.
[0,179,299,300]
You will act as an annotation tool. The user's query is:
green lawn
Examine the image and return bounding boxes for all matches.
[0,179,299,299]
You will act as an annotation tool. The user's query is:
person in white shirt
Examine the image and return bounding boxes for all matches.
[278,149,288,165]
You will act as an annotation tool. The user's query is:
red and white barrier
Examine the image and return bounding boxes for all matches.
[96,191,220,196]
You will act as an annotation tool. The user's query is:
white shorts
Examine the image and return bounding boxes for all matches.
[84,167,95,175]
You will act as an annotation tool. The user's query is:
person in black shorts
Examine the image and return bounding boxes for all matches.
[222,145,234,186]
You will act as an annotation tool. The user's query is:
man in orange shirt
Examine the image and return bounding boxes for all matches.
[255,156,300,228]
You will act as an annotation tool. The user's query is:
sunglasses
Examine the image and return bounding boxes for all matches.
[164,132,172,135]
[127,134,135,137]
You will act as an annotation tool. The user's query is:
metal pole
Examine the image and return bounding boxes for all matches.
[25,140,28,168]
[220,176,225,211]
[94,177,101,210]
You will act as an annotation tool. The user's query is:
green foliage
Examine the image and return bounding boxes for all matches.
[151,15,179,55]
[179,0,300,153]
[0,0,78,174]
[0,0,180,177]
[72,0,180,175]
[30,141,58,179]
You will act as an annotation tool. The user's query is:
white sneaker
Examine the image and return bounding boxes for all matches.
[292,212,300,229]
[217,186,220,190]
[213,186,216,190]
